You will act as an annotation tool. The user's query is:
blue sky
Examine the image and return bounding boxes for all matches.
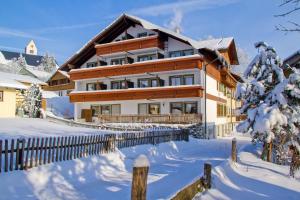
[0,0,299,70]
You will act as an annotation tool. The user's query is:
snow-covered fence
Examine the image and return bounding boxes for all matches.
[0,129,189,173]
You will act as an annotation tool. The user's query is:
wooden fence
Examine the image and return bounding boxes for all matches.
[0,129,189,173]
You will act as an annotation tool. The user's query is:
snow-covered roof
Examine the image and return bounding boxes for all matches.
[0,71,46,88]
[25,66,52,81]
[197,37,234,50]
[60,13,238,70]
[0,78,27,89]
[58,70,70,78]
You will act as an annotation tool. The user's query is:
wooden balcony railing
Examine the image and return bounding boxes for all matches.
[69,85,203,103]
[98,114,202,124]
[69,55,203,81]
[95,35,164,55]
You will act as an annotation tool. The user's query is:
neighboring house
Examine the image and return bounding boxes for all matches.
[0,40,58,81]
[0,71,46,118]
[42,70,75,96]
[283,50,300,77]
[60,14,241,136]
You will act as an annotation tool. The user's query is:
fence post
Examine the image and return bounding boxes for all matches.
[204,163,212,189]
[267,141,272,162]
[131,154,149,200]
[231,138,237,162]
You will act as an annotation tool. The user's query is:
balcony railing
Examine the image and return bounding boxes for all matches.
[95,35,164,55]
[69,85,203,103]
[69,55,203,81]
[97,114,202,124]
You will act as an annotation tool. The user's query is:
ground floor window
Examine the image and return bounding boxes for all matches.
[217,103,227,117]
[138,103,160,115]
[170,102,197,114]
[91,104,121,116]
[0,91,3,101]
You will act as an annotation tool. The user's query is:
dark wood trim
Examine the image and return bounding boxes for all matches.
[69,85,203,103]
[69,56,202,81]
[206,93,227,104]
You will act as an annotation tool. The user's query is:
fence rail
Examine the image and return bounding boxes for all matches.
[0,129,189,173]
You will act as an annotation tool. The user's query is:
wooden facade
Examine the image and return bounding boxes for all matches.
[69,56,203,81]
[42,70,74,92]
[95,35,164,55]
[69,85,203,103]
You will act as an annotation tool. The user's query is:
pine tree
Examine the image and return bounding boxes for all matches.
[23,84,42,118]
[39,53,57,73]
[237,42,288,161]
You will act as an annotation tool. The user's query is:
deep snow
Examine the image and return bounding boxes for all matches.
[194,144,300,200]
[0,118,112,139]
[0,137,250,200]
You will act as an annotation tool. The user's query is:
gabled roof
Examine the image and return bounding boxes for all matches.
[0,50,44,66]
[0,71,46,89]
[197,37,234,50]
[60,13,239,71]
[283,50,300,68]
[46,70,70,83]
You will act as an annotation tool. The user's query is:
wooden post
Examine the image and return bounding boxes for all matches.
[131,155,149,200]
[267,141,272,162]
[231,138,237,162]
[204,163,212,189]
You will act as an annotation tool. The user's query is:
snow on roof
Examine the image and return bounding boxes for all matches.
[25,66,52,81]
[0,78,27,89]
[197,37,234,50]
[283,49,300,64]
[58,70,70,78]
[41,90,59,98]
[0,71,45,88]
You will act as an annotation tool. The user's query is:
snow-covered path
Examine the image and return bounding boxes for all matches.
[0,137,250,200]
[0,118,112,139]
[195,144,300,200]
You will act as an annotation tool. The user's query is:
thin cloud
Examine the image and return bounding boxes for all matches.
[130,0,238,16]
[0,27,49,40]
[34,22,100,33]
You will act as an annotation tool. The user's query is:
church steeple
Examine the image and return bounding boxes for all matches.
[25,40,37,55]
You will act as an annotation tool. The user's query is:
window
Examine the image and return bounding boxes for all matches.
[138,103,160,115]
[137,54,156,62]
[58,91,63,96]
[111,58,125,65]
[170,76,181,86]
[111,104,121,115]
[185,102,197,114]
[86,62,97,68]
[217,82,226,96]
[217,103,227,117]
[138,79,149,88]
[169,49,194,58]
[183,75,194,85]
[91,105,100,117]
[111,80,133,89]
[170,102,198,114]
[138,78,163,88]
[0,91,3,101]
[170,75,194,86]
[170,102,184,114]
[86,83,97,91]
[101,105,111,115]
[137,32,147,38]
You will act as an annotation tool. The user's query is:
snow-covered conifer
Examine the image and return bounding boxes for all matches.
[23,84,42,118]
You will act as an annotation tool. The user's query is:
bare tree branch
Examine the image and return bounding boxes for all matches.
[275,6,300,17]
[275,0,300,32]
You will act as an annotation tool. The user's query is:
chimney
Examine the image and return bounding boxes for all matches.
[174,26,181,34]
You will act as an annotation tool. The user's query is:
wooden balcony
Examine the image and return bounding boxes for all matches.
[221,69,237,88]
[98,114,202,124]
[95,35,164,55]
[236,114,247,121]
[69,55,203,81]
[69,85,203,103]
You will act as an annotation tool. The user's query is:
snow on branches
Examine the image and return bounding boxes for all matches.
[236,42,300,164]
[23,84,42,118]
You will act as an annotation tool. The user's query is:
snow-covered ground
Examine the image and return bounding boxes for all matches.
[194,144,300,200]
[0,118,113,139]
[0,136,250,200]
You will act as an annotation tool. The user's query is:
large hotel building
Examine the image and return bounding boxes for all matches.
[49,14,242,137]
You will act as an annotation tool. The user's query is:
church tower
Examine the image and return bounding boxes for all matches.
[25,40,37,55]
